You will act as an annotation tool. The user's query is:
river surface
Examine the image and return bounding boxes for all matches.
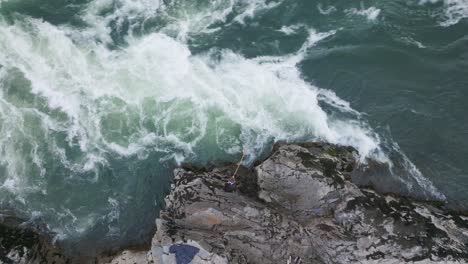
[0,0,467,256]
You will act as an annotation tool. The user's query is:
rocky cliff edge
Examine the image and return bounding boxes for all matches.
[132,142,468,264]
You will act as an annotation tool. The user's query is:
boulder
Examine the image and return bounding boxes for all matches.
[143,142,468,264]
[4,142,468,264]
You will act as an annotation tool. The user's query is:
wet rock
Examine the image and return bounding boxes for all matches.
[4,142,468,264]
[142,142,468,264]
[103,250,149,264]
[0,212,69,264]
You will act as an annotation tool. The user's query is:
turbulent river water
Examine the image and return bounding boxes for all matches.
[0,0,467,256]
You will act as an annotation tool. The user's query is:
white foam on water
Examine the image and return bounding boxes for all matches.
[441,0,468,26]
[256,28,337,67]
[420,0,468,26]
[82,0,164,43]
[0,16,377,190]
[277,24,304,35]
[390,143,447,200]
[231,0,281,25]
[159,0,236,41]
[402,36,427,49]
[317,3,337,15]
[0,95,45,198]
[345,6,381,21]
[0,0,446,240]
[105,197,121,236]
[81,0,283,43]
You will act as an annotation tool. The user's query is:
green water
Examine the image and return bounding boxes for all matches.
[0,0,467,255]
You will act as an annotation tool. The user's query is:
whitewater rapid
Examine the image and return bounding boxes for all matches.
[1,0,461,249]
[418,0,468,26]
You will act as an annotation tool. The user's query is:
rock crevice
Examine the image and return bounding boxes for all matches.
[2,142,468,264]
[145,143,468,264]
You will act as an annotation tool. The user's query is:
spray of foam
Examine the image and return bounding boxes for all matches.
[81,0,284,43]
[0,0,446,238]
[420,0,468,26]
[441,0,468,26]
[277,24,305,35]
[317,3,380,21]
[345,6,381,21]
[231,0,281,25]
[81,0,165,43]
[317,4,337,15]
[0,15,382,188]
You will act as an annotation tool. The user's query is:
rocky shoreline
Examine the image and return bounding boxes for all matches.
[2,142,468,263]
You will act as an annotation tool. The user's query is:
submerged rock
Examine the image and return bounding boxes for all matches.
[134,142,467,264]
[0,212,68,264]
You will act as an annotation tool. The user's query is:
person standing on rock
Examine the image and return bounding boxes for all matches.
[224,151,245,192]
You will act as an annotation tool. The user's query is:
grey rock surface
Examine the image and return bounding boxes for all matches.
[3,142,468,264]
[144,142,468,264]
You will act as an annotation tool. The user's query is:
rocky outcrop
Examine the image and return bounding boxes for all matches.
[134,142,468,264]
[0,212,68,264]
[3,142,468,263]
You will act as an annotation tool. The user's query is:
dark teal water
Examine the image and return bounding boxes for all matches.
[0,0,467,255]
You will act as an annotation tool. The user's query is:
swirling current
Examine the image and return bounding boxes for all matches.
[0,0,467,255]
